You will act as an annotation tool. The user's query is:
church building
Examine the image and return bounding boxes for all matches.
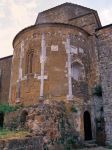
[1,2,112,144]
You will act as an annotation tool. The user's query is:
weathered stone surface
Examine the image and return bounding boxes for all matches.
[0,136,43,150]
[36,3,101,34]
[1,2,112,145]
[4,100,80,149]
[96,26,112,144]
[0,56,12,104]
[10,24,93,106]
[1,2,99,143]
[80,147,109,150]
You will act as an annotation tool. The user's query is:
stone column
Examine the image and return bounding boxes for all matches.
[38,33,47,99]
[66,35,73,100]
[16,41,24,103]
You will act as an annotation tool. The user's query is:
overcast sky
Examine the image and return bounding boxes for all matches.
[0,0,112,58]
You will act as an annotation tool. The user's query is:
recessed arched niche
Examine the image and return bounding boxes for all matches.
[71,61,85,81]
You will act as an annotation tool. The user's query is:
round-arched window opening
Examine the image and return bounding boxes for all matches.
[20,110,28,126]
[71,62,84,81]
[0,112,4,128]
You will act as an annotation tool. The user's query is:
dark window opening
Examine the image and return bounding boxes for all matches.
[26,51,34,74]
[0,112,4,128]
[20,110,28,126]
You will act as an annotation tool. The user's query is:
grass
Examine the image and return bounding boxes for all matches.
[0,128,29,140]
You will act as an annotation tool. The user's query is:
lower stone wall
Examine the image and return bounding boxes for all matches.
[3,100,80,149]
[92,96,105,145]
[4,111,20,128]
[96,27,112,144]
[0,136,43,150]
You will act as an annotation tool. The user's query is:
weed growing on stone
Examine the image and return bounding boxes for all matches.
[0,128,29,139]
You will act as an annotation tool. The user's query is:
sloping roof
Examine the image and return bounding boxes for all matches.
[38,2,95,15]
[0,55,13,61]
[96,24,112,31]
[35,2,101,27]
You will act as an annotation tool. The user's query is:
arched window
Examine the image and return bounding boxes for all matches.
[20,110,28,127]
[26,50,34,74]
[71,62,84,80]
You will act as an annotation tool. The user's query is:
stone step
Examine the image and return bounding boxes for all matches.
[84,143,98,148]
[84,140,96,143]
[84,140,97,148]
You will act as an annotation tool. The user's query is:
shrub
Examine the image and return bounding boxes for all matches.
[93,85,102,97]
[0,104,20,113]
[71,105,78,113]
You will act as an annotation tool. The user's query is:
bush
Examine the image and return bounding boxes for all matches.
[0,104,20,113]
[93,85,102,97]
[71,105,78,113]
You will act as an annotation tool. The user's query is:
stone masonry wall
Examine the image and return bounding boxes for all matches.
[70,13,100,34]
[10,23,99,141]
[4,100,80,149]
[36,3,93,25]
[8,3,102,143]
[96,25,112,144]
[36,3,101,35]
[0,56,12,104]
[0,136,43,150]
[10,24,93,106]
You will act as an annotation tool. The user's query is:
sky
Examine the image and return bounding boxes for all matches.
[0,0,112,58]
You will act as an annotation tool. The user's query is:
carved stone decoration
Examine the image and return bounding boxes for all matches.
[51,45,58,51]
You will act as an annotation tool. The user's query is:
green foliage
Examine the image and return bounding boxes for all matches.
[0,128,11,138]
[0,128,29,139]
[93,85,102,97]
[0,104,21,113]
[71,105,77,113]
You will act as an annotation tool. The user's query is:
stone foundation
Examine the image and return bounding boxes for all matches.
[4,100,80,149]
[0,136,43,150]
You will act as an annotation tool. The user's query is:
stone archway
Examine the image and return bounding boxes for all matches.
[84,111,92,141]
[0,112,4,128]
[20,110,28,126]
